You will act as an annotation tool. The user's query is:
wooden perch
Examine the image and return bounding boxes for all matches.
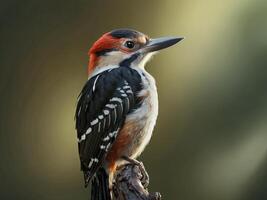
[91,161,161,200]
[113,162,161,200]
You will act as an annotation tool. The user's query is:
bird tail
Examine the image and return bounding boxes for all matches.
[90,167,111,200]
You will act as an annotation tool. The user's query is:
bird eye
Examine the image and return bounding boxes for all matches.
[124,41,135,49]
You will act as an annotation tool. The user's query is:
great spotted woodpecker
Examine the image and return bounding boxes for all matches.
[75,29,183,190]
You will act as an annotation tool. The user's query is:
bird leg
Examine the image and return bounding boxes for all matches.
[122,156,149,188]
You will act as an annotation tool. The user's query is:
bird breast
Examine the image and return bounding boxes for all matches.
[123,68,159,159]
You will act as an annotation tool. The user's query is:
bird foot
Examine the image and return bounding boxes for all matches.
[122,156,149,188]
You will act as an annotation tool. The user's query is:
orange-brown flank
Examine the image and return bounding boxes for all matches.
[105,121,137,173]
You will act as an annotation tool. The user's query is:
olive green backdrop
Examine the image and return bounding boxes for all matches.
[1,0,267,199]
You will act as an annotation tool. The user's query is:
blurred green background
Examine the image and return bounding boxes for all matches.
[1,0,267,199]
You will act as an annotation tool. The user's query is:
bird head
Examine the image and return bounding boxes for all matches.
[88,29,183,75]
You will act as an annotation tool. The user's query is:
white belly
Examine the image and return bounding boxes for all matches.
[124,69,158,159]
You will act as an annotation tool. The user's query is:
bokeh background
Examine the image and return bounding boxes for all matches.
[1,0,267,199]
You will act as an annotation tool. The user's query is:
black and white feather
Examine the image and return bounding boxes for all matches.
[75,67,143,186]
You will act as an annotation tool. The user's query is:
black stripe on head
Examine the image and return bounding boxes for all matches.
[95,48,117,56]
[119,53,140,67]
[110,29,140,39]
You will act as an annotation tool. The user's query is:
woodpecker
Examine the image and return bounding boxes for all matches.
[75,29,183,191]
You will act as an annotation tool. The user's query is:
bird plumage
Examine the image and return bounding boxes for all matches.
[75,66,143,185]
[75,28,183,188]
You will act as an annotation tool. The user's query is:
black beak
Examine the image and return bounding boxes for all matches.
[141,36,184,53]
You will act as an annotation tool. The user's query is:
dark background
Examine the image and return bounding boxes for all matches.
[1,0,267,199]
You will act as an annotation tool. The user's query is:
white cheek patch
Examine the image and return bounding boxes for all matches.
[98,51,131,67]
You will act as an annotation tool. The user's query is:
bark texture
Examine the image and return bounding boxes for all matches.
[112,163,161,200]
[91,162,161,200]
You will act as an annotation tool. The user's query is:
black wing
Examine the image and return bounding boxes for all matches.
[75,67,142,186]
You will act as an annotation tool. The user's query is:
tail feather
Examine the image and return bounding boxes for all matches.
[91,167,111,200]
[84,171,92,187]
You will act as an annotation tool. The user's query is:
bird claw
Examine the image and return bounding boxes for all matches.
[122,156,149,188]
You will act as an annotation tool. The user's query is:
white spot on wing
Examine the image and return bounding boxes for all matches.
[108,132,114,137]
[126,90,133,94]
[104,110,109,115]
[103,135,109,141]
[91,118,99,126]
[110,97,122,103]
[105,143,111,151]
[81,134,86,141]
[88,158,99,168]
[123,85,131,89]
[106,104,116,109]
[88,160,93,168]
[86,127,92,135]
[77,127,92,143]
[103,129,119,142]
